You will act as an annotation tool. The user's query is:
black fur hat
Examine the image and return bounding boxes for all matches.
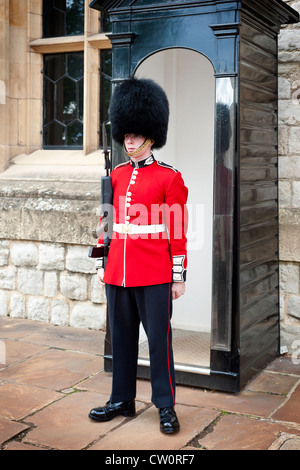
[109,77,169,149]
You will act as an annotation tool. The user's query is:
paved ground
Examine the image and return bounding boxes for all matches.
[0,316,300,452]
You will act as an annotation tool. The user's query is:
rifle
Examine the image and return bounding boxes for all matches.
[88,121,113,269]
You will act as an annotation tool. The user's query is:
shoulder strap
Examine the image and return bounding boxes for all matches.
[157,161,178,173]
[114,161,130,170]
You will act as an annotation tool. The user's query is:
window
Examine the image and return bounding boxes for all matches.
[43,52,84,148]
[43,0,85,38]
[34,1,112,151]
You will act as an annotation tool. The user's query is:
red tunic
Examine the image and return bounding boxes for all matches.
[101,155,188,287]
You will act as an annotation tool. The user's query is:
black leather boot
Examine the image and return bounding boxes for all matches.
[89,400,136,422]
[159,407,180,434]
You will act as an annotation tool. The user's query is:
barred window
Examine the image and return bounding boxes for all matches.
[39,1,112,150]
[43,0,85,38]
[43,52,84,148]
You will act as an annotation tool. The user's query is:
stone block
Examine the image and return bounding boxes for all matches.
[278,125,289,155]
[288,294,300,321]
[19,198,97,246]
[10,293,25,318]
[70,303,106,330]
[11,242,38,267]
[279,156,300,179]
[18,268,43,295]
[66,246,95,274]
[293,181,300,208]
[60,272,87,301]
[280,323,300,351]
[0,268,15,290]
[278,100,300,126]
[0,178,100,245]
[51,299,69,326]
[279,181,292,208]
[39,243,64,271]
[27,297,50,322]
[279,264,299,293]
[278,76,291,99]
[44,272,58,297]
[289,127,300,154]
[0,240,9,266]
[279,209,300,262]
[291,79,300,99]
[279,29,300,51]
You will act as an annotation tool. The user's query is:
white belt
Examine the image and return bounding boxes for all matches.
[113,222,166,235]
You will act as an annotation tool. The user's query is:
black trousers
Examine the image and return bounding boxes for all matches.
[105,283,176,409]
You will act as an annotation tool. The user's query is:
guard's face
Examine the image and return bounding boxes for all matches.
[124,134,145,153]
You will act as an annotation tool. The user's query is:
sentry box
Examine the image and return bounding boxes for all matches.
[89,0,299,392]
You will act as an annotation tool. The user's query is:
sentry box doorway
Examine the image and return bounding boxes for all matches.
[90,0,299,392]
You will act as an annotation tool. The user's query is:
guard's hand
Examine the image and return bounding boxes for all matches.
[172,282,185,300]
[97,268,105,286]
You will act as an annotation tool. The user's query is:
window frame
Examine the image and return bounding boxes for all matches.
[28,0,112,155]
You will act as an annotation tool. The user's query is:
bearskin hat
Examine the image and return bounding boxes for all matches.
[109,77,169,149]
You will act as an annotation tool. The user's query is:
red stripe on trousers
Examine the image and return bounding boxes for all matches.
[167,283,175,406]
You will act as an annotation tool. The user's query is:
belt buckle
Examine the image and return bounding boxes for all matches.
[122,224,132,234]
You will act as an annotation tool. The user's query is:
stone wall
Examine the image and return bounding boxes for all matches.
[0,165,106,332]
[0,240,106,330]
[278,0,300,350]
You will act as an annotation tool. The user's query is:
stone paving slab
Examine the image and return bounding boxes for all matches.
[0,317,300,452]
[24,392,148,450]
[271,384,300,425]
[198,414,300,450]
[0,383,61,420]
[88,405,219,451]
[0,317,50,340]
[269,432,300,450]
[175,385,286,418]
[78,370,154,405]
[0,339,48,371]
[245,370,299,396]
[0,419,29,446]
[266,356,300,376]
[0,348,103,390]
[20,323,105,356]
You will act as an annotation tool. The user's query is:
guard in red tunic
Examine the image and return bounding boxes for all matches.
[89,78,188,434]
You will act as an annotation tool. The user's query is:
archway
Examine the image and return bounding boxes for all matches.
[135,48,215,370]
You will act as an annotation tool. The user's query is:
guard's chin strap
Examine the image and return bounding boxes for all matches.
[123,138,153,157]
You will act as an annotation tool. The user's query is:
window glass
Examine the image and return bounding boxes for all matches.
[43,0,84,38]
[43,52,84,148]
